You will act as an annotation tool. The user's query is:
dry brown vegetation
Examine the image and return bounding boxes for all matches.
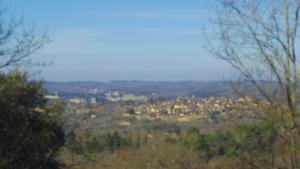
[57,120,300,169]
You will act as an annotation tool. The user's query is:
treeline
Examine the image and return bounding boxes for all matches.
[66,131,132,154]
[61,120,287,169]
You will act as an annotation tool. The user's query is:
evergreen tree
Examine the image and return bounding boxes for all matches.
[0,71,65,169]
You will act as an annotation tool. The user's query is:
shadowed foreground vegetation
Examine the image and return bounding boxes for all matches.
[0,71,65,169]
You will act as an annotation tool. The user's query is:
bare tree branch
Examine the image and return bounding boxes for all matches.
[207,0,300,168]
[0,5,49,70]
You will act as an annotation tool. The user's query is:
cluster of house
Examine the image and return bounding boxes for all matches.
[45,90,261,122]
[126,97,259,121]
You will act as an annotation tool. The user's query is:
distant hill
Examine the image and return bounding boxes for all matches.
[44,81,233,99]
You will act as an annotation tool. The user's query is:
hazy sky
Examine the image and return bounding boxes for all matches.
[4,0,230,81]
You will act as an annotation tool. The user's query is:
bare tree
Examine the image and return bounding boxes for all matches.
[207,0,300,168]
[0,6,48,70]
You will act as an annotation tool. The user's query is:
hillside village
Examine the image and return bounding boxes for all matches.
[124,96,260,122]
[46,91,262,124]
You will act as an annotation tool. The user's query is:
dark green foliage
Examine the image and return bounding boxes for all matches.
[87,137,102,153]
[0,71,65,169]
[65,131,132,157]
[65,131,90,156]
[127,108,135,114]
[103,131,130,152]
[182,127,201,151]
[182,121,276,162]
[208,111,220,124]
[233,122,277,158]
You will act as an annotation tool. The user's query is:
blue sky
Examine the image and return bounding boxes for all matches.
[4,0,230,81]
